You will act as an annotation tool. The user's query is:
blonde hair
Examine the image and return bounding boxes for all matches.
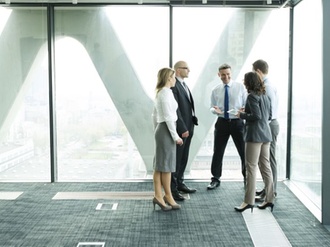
[155,67,175,95]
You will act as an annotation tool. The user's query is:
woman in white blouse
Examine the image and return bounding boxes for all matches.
[152,67,183,211]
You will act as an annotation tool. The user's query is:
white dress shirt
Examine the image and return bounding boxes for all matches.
[263,76,279,120]
[177,78,190,100]
[210,80,247,119]
[152,87,180,141]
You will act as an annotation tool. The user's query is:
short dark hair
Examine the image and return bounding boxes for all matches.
[252,59,269,74]
[218,63,231,71]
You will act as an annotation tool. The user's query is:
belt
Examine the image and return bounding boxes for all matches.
[219,117,240,122]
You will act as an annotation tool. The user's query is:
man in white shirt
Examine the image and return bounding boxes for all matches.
[253,59,280,198]
[207,63,247,190]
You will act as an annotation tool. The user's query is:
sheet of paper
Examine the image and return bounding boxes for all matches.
[227,109,238,115]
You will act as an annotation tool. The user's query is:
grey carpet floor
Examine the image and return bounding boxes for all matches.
[0,181,329,247]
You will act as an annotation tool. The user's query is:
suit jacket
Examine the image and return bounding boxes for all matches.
[240,93,272,143]
[171,78,198,136]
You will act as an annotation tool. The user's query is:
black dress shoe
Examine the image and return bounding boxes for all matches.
[255,195,265,202]
[255,189,265,196]
[207,180,220,190]
[257,202,274,212]
[255,189,266,201]
[172,190,185,201]
[234,204,254,213]
[178,184,197,193]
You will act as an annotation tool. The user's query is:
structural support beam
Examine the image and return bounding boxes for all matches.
[322,0,330,225]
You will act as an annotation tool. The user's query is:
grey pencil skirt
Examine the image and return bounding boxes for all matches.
[153,122,176,173]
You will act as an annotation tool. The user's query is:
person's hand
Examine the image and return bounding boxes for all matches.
[236,108,244,118]
[176,138,183,146]
[213,106,223,114]
[182,131,189,138]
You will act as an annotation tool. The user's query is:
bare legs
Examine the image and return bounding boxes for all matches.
[153,171,179,207]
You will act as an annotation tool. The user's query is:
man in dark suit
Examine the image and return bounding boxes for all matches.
[170,61,198,201]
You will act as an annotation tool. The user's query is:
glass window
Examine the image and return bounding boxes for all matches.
[0,6,290,183]
[173,8,289,181]
[291,0,322,209]
[54,7,169,181]
[0,7,50,181]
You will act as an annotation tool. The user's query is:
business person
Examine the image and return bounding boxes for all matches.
[234,71,274,212]
[252,59,280,199]
[171,61,198,201]
[207,64,247,190]
[152,67,183,211]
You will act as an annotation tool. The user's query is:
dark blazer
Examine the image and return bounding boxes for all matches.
[171,78,198,136]
[240,93,272,143]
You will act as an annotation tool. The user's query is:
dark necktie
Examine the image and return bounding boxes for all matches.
[182,82,191,101]
[183,81,195,115]
[224,85,229,119]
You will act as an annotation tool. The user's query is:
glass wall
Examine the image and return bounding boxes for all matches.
[172,8,290,181]
[291,0,322,209]
[0,5,289,182]
[0,7,50,181]
[54,7,169,181]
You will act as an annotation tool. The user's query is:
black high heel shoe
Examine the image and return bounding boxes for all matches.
[153,197,172,211]
[257,202,274,212]
[234,204,254,213]
[163,196,181,210]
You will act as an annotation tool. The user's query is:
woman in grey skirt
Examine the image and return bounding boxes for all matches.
[152,67,183,211]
